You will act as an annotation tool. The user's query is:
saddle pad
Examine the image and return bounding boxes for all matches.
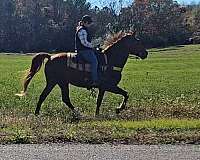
[66,53,91,72]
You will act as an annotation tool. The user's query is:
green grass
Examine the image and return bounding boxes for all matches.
[1,44,200,144]
[1,118,200,144]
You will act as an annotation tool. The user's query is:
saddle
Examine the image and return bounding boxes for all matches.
[66,50,108,73]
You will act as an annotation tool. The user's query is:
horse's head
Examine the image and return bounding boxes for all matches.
[122,32,148,59]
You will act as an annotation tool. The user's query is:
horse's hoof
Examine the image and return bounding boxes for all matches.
[35,111,40,116]
[70,116,81,123]
[71,108,82,120]
[15,91,26,97]
[116,108,121,114]
[66,111,81,123]
[95,114,101,119]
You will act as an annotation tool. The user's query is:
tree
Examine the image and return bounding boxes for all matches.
[119,0,190,47]
[192,6,200,43]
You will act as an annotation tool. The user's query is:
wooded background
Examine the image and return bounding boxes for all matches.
[0,0,200,52]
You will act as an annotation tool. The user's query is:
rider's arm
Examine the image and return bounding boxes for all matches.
[78,29,93,48]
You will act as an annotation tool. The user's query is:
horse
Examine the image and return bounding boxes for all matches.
[16,31,148,117]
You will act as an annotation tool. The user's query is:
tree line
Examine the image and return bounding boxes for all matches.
[0,0,200,52]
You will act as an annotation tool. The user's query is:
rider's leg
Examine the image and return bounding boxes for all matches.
[79,49,98,83]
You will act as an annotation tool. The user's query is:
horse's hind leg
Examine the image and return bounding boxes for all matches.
[58,82,81,119]
[35,81,56,115]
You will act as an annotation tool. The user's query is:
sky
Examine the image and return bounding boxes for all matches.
[87,0,200,7]
[178,0,200,4]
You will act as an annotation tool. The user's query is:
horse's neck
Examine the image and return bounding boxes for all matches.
[105,46,129,68]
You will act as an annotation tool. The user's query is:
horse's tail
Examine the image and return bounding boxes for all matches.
[15,53,51,97]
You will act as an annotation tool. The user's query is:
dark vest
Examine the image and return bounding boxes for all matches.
[75,26,92,52]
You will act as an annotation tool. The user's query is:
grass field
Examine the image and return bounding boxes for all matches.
[1,44,200,144]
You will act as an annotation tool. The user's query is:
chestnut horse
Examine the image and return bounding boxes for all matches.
[16,32,148,117]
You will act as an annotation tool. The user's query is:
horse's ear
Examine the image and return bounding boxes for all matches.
[127,30,136,36]
[131,30,137,36]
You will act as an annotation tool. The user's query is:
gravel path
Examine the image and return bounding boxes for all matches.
[0,144,200,160]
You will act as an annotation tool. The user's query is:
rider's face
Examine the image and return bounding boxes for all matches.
[84,22,93,27]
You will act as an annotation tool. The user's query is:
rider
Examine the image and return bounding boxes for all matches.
[75,15,98,87]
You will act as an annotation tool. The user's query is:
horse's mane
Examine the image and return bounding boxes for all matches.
[102,31,134,53]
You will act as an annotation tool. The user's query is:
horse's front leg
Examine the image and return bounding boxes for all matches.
[96,89,105,117]
[103,85,129,114]
[116,89,129,114]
